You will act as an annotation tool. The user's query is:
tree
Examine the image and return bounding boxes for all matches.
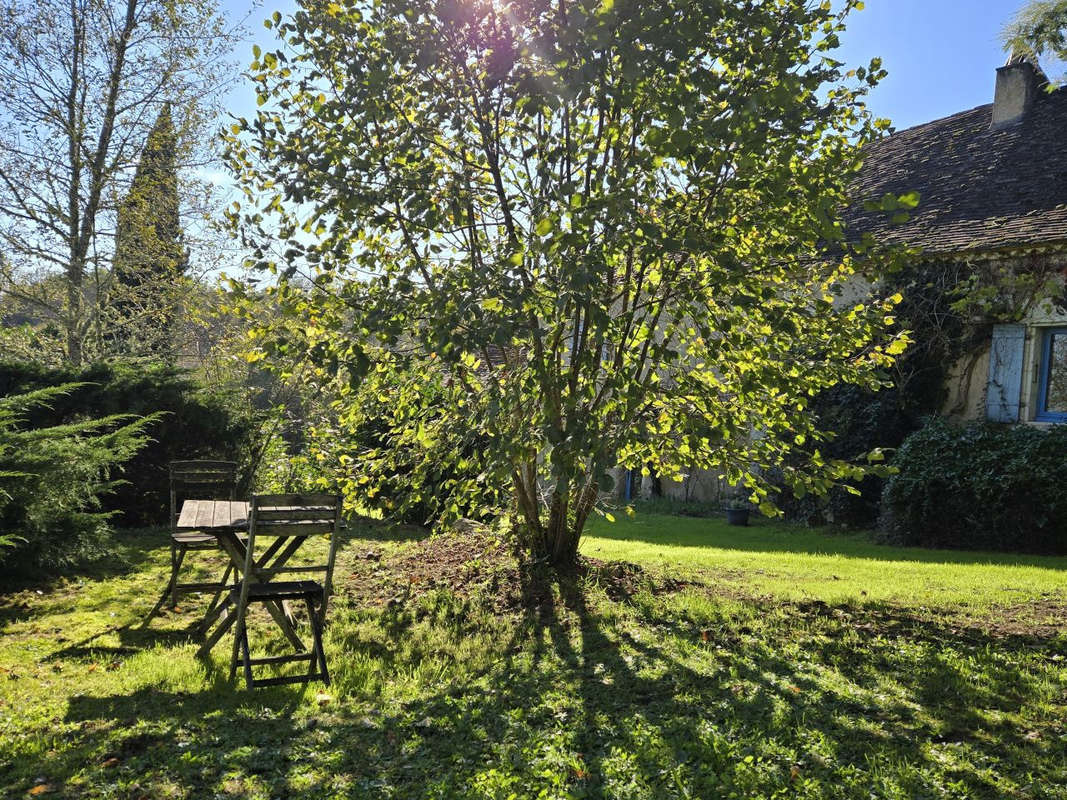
[111,103,188,356]
[0,0,234,364]
[1003,0,1067,79]
[0,383,155,572]
[228,0,907,565]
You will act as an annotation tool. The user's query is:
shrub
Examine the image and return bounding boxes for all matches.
[880,417,1067,554]
[282,358,507,528]
[0,385,154,572]
[778,384,916,527]
[780,260,980,529]
[0,360,259,526]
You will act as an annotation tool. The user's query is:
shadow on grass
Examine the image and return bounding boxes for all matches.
[8,567,1057,798]
[0,527,170,600]
[587,515,1067,570]
[504,569,1060,797]
[43,621,203,663]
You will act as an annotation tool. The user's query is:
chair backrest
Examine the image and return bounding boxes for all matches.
[169,460,238,530]
[244,493,342,604]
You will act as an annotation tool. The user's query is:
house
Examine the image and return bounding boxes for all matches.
[628,58,1067,507]
[847,57,1067,426]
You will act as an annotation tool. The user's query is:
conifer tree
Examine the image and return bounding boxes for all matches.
[113,103,188,355]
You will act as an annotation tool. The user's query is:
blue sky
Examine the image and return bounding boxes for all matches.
[222,0,1040,133]
[834,0,1043,130]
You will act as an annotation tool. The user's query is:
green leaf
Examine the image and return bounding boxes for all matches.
[898,191,920,209]
[886,337,909,355]
[535,218,553,236]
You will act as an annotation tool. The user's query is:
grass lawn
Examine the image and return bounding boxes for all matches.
[584,514,1067,616]
[1,513,1065,799]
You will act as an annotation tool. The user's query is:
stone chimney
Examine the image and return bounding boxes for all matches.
[991,55,1046,129]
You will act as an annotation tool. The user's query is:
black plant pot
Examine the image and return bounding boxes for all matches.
[725,508,750,527]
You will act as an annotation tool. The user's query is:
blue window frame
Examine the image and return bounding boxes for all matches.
[1036,327,1067,422]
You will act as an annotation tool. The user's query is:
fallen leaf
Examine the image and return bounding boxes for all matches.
[101,757,120,768]
[28,784,53,795]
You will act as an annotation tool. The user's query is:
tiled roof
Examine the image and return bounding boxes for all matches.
[846,85,1067,256]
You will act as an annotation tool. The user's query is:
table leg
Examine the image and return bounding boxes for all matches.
[200,594,233,635]
[199,603,233,657]
[200,598,303,652]
[262,600,306,651]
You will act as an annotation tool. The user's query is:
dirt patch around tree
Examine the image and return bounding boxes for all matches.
[333,526,1067,643]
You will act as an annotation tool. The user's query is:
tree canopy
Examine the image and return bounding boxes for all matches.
[228,0,907,564]
[1003,0,1067,80]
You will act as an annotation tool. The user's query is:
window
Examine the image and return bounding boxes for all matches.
[1036,327,1067,422]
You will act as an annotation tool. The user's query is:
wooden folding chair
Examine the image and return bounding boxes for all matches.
[229,493,341,689]
[143,460,238,626]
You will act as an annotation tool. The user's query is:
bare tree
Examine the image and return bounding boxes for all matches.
[0,0,237,364]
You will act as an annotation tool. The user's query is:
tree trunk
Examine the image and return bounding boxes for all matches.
[512,465,599,567]
[65,265,83,365]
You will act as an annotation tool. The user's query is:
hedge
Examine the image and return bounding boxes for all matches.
[0,360,257,527]
[880,417,1067,554]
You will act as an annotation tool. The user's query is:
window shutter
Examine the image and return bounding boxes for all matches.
[986,324,1025,422]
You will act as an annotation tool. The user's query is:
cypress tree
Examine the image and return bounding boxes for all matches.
[112,103,187,355]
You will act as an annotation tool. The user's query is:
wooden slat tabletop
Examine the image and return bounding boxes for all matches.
[176,499,249,531]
